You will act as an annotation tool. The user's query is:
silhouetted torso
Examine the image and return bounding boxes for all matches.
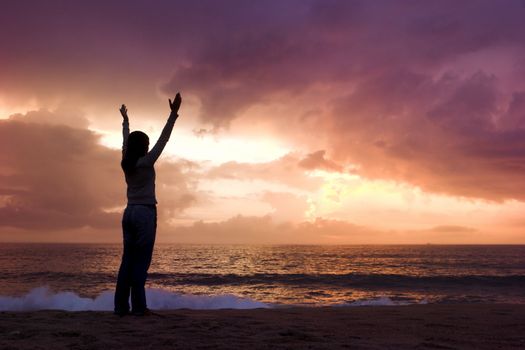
[122,112,177,205]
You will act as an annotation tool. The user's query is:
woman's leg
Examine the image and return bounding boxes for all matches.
[129,205,157,314]
[114,206,134,315]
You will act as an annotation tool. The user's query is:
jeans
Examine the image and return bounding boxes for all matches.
[114,204,157,314]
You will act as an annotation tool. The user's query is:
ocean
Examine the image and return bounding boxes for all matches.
[0,244,524,311]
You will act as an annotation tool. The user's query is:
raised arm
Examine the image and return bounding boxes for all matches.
[141,93,181,165]
[120,104,130,155]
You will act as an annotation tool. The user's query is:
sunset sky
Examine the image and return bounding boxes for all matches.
[1,1,525,243]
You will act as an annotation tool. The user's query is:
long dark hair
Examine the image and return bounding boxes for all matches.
[121,131,149,173]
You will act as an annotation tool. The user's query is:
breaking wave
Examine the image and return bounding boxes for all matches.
[0,286,269,311]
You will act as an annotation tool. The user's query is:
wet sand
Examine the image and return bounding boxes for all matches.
[1,304,524,349]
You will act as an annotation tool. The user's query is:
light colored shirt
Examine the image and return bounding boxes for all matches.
[122,112,177,205]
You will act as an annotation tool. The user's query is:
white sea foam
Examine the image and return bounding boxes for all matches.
[0,286,269,311]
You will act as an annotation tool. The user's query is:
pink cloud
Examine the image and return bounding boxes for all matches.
[298,150,343,172]
[170,215,483,244]
[205,153,324,191]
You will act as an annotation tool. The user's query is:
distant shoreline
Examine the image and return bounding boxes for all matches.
[2,304,524,349]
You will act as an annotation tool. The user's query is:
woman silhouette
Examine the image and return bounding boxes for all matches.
[114,93,182,316]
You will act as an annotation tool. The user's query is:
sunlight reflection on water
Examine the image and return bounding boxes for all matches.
[1,244,524,305]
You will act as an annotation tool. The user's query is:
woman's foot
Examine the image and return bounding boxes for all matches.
[131,308,153,316]
[113,309,129,317]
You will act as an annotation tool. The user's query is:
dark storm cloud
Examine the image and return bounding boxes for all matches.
[2,0,525,201]
[162,1,525,200]
[0,111,196,230]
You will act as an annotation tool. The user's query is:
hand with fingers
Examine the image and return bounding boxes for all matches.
[120,104,128,120]
[169,93,182,115]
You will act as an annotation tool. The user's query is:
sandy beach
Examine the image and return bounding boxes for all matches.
[1,304,524,349]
